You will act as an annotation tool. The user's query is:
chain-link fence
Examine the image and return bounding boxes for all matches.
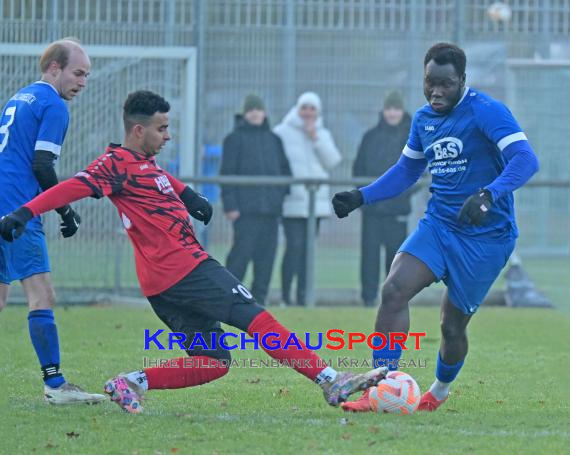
[1,0,569,303]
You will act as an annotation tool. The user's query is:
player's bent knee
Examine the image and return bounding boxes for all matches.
[380,279,409,309]
[440,321,467,341]
[28,288,56,310]
[228,302,266,332]
[24,276,56,310]
[28,295,55,310]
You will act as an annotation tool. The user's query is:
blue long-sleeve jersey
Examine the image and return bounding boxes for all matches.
[361,87,539,240]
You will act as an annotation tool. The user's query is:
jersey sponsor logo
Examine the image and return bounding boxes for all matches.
[154,174,174,194]
[139,164,149,170]
[425,136,463,160]
[424,125,435,131]
[11,93,36,104]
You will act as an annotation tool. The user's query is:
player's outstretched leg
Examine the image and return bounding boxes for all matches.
[24,275,105,405]
[104,374,146,414]
[105,356,230,414]
[320,368,388,407]
[419,292,471,412]
[245,310,388,406]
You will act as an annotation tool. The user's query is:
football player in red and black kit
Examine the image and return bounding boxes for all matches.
[0,90,387,414]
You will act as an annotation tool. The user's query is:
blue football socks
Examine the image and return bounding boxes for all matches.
[372,336,403,371]
[28,309,66,388]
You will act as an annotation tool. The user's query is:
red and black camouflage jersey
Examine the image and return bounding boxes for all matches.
[75,144,209,296]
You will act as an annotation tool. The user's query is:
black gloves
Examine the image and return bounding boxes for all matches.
[458,189,493,226]
[332,189,364,218]
[180,187,213,225]
[58,206,81,238]
[0,206,81,241]
[0,207,34,241]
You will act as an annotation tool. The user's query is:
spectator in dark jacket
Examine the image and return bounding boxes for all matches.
[353,91,413,307]
[220,94,291,305]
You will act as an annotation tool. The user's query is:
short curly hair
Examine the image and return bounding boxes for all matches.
[123,90,170,132]
[424,42,466,76]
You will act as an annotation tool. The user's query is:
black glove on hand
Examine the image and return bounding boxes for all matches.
[458,189,493,226]
[332,189,364,218]
[59,206,81,238]
[0,207,33,241]
[180,187,213,225]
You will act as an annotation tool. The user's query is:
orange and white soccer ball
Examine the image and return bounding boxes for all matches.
[368,371,421,415]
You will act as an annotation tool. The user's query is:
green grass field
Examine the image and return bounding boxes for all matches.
[1,304,569,454]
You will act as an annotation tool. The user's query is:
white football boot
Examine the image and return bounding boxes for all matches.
[44,382,106,405]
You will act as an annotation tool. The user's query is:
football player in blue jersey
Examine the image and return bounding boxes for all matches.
[0,38,105,405]
[333,42,539,412]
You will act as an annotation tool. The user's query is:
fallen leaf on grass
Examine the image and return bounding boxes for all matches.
[341,433,351,440]
[247,378,260,384]
[66,431,80,438]
[368,441,377,447]
[272,387,290,397]
[170,449,180,453]
[368,426,380,434]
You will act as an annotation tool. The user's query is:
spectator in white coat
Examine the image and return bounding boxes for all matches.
[274,92,341,306]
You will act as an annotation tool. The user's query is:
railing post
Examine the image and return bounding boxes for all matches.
[305,183,318,308]
[113,229,124,296]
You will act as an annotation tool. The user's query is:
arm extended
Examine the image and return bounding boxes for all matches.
[332,152,426,218]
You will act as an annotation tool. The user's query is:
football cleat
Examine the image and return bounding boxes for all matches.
[104,375,145,414]
[44,383,106,405]
[321,367,388,407]
[340,388,373,412]
[417,390,448,412]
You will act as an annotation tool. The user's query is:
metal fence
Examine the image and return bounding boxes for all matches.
[1,0,569,303]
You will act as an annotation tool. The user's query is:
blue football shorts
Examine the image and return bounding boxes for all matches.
[399,217,515,314]
[0,223,51,284]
